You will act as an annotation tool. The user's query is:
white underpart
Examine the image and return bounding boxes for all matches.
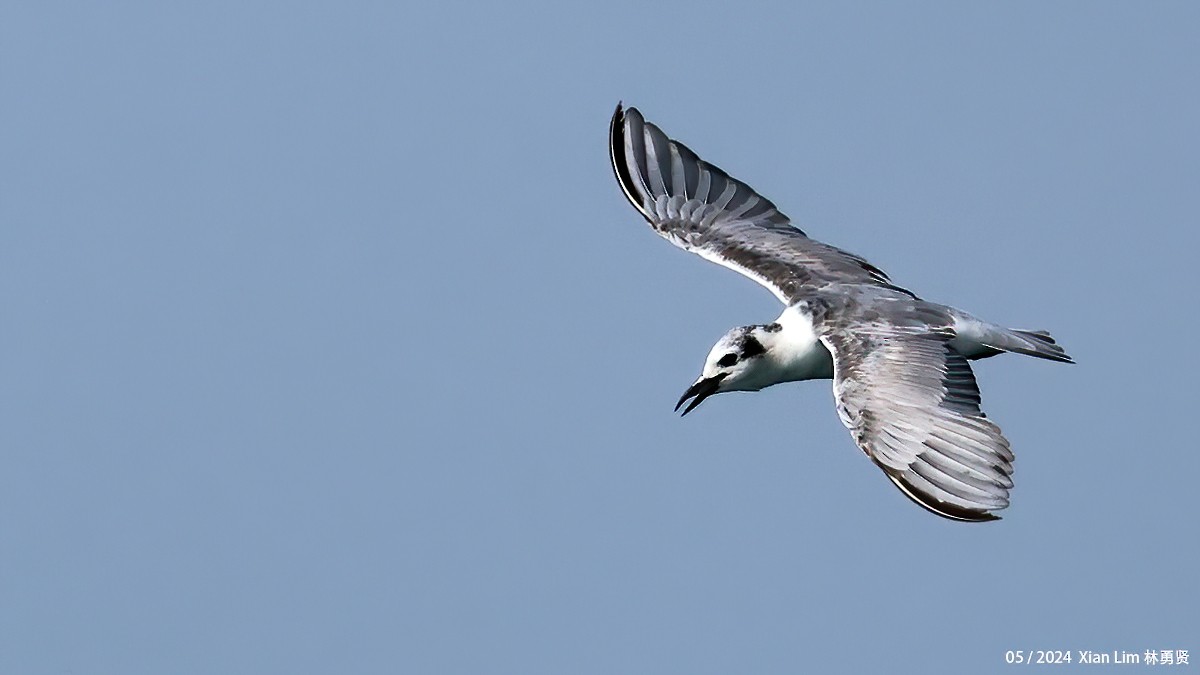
[769,306,834,382]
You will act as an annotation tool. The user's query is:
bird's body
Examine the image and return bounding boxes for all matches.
[610,104,1072,522]
[748,306,832,387]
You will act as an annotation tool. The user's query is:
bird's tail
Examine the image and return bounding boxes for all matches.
[949,310,1074,363]
[985,328,1075,363]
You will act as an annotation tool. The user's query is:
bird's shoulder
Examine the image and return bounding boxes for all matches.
[794,284,948,337]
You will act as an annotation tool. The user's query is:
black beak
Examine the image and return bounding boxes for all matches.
[674,374,726,416]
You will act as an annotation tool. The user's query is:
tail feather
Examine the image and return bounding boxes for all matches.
[1015,329,1055,341]
[986,328,1074,363]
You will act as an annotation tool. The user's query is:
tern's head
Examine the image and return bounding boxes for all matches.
[675,323,784,415]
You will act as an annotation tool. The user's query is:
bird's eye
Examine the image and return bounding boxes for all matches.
[717,353,738,368]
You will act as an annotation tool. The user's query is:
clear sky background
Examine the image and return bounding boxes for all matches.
[2,2,1197,673]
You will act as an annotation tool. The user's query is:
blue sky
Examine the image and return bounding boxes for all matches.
[2,2,1197,673]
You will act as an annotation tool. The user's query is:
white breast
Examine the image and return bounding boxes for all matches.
[772,306,835,382]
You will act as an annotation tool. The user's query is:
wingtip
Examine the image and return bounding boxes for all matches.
[610,103,624,145]
[609,103,624,174]
[886,472,1007,523]
[609,101,645,216]
[612,101,629,126]
[611,101,641,124]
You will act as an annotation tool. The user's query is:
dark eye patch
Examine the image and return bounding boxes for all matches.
[741,336,766,358]
[717,353,738,368]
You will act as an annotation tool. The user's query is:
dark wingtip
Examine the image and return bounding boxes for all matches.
[609,101,624,167]
[609,101,643,214]
[919,499,1002,523]
[886,473,1006,523]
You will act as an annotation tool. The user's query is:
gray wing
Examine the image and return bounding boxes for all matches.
[610,104,904,304]
[819,323,1014,522]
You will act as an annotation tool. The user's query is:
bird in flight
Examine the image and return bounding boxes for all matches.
[609,103,1072,522]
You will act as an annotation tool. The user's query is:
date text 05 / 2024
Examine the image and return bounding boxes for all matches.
[1005,650,1147,665]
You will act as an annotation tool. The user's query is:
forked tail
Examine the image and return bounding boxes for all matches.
[988,328,1074,363]
[949,309,1075,363]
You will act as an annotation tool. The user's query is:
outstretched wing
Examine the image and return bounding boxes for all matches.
[610,104,902,304]
[819,324,1014,522]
